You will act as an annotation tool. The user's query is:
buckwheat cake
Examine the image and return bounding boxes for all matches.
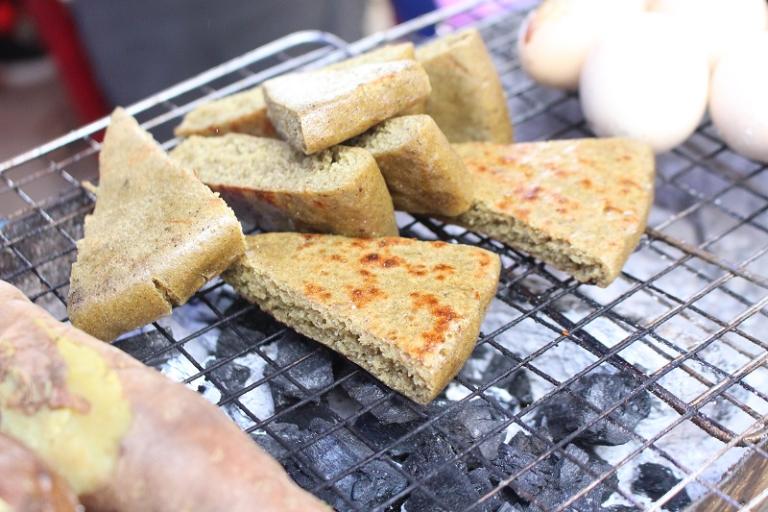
[171,134,397,237]
[224,233,501,404]
[263,60,431,154]
[174,42,417,138]
[449,138,655,287]
[350,115,473,216]
[416,28,514,143]
[68,108,245,341]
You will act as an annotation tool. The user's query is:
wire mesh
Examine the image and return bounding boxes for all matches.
[2,1,768,511]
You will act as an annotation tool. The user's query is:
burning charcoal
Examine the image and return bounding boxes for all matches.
[252,422,303,460]
[264,331,334,406]
[207,361,251,395]
[631,463,691,512]
[538,373,651,446]
[403,430,486,512]
[294,418,407,511]
[495,433,617,511]
[353,413,420,457]
[460,345,533,406]
[438,398,506,460]
[497,503,526,512]
[215,298,270,358]
[469,468,504,512]
[340,371,420,424]
[494,432,556,502]
[114,329,173,368]
[551,444,617,512]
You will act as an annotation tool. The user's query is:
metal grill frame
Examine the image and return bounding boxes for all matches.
[2,1,768,510]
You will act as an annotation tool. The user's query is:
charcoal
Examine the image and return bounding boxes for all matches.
[493,433,617,511]
[402,430,484,511]
[353,413,420,457]
[631,463,691,512]
[549,444,617,512]
[215,297,272,358]
[498,503,526,512]
[538,373,651,446]
[297,418,408,511]
[252,422,303,460]
[438,399,506,460]
[602,506,640,512]
[340,371,420,424]
[264,331,334,406]
[494,433,556,501]
[460,345,533,406]
[469,467,504,512]
[278,401,337,430]
[114,329,173,368]
[207,361,251,395]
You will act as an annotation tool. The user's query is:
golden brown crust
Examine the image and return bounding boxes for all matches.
[416,28,514,143]
[68,108,245,341]
[351,115,474,216]
[0,434,80,512]
[224,234,500,404]
[171,135,398,237]
[174,43,416,138]
[450,138,655,286]
[0,280,330,512]
[263,60,432,154]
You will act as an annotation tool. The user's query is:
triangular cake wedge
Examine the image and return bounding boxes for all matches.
[450,138,654,287]
[350,115,473,216]
[224,233,501,404]
[175,43,416,138]
[416,28,513,143]
[68,108,245,341]
[170,134,397,237]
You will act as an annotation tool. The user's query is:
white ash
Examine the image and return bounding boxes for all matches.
[476,207,768,506]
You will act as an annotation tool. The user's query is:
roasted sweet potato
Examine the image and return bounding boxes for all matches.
[0,433,80,512]
[0,280,328,512]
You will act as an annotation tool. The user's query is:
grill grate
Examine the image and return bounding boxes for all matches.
[2,1,768,511]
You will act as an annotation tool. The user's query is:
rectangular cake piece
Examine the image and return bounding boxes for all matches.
[263,60,431,154]
[174,43,417,138]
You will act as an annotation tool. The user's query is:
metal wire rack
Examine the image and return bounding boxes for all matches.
[2,1,768,511]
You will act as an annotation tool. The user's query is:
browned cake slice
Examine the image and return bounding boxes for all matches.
[224,233,500,404]
[174,43,416,138]
[416,28,513,143]
[350,115,473,216]
[68,108,245,341]
[449,138,655,287]
[263,60,431,154]
[170,134,397,237]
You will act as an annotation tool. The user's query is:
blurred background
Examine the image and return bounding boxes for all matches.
[0,0,459,161]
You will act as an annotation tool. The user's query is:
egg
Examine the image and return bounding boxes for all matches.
[709,33,768,163]
[648,0,768,69]
[579,13,709,153]
[517,0,648,90]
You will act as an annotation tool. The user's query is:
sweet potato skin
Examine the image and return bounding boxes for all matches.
[0,433,80,512]
[0,280,329,512]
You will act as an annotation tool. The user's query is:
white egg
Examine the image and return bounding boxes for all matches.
[579,13,710,153]
[517,0,648,90]
[709,33,768,163]
[648,0,768,69]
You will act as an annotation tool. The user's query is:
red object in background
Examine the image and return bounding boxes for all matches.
[21,0,108,123]
[0,1,17,34]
